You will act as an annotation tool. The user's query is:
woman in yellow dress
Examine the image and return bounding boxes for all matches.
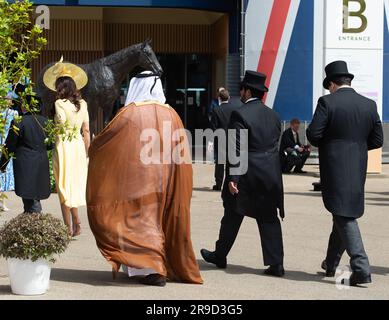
[43,58,90,237]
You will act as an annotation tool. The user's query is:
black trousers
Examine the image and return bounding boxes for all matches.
[214,163,225,188]
[22,199,42,213]
[325,215,370,277]
[214,141,225,188]
[215,208,284,266]
[282,150,310,173]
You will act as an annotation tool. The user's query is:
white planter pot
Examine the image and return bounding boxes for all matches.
[7,258,51,296]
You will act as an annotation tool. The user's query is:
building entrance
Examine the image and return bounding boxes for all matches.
[158,54,211,133]
[117,54,212,133]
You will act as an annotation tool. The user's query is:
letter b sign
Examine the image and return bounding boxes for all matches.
[343,0,367,33]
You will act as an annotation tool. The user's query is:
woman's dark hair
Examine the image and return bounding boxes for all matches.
[55,76,82,111]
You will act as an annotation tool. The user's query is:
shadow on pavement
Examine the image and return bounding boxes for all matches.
[370,266,389,276]
[285,192,322,197]
[0,285,10,295]
[365,193,389,206]
[50,268,145,287]
[282,172,320,178]
[193,187,219,193]
[197,260,333,285]
[366,203,389,207]
[367,191,389,196]
[365,197,389,202]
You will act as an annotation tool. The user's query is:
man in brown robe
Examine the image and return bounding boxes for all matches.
[86,71,203,286]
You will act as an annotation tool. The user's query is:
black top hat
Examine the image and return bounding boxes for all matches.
[323,61,354,89]
[241,70,269,92]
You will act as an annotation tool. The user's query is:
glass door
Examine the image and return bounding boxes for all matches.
[158,54,211,133]
[116,54,212,136]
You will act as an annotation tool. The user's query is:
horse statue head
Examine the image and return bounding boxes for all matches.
[138,39,163,76]
[37,40,164,135]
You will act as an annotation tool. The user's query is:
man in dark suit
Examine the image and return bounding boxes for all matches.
[0,93,53,213]
[207,86,225,122]
[210,89,240,190]
[201,71,285,277]
[306,61,384,287]
[279,118,311,173]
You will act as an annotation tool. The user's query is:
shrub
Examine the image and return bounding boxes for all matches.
[47,150,57,192]
[0,213,71,263]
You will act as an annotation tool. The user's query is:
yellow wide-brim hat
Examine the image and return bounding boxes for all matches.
[43,56,88,92]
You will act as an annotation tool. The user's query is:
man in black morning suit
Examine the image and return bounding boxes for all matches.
[307,61,384,287]
[201,71,285,277]
[210,89,240,190]
[0,92,53,214]
[279,118,311,173]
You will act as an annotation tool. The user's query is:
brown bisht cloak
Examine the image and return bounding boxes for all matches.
[86,101,203,284]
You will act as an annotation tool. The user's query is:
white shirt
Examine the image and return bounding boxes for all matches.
[245,98,260,104]
[336,85,351,91]
[292,129,300,149]
[292,130,298,144]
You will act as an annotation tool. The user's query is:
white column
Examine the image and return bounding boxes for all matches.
[323,0,384,118]
[323,0,384,172]
[313,0,326,112]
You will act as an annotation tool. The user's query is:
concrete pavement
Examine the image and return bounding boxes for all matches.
[0,164,389,300]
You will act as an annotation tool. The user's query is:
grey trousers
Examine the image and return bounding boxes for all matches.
[325,215,370,277]
[22,199,42,213]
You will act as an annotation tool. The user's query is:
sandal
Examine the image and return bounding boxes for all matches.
[67,226,73,237]
[72,222,81,237]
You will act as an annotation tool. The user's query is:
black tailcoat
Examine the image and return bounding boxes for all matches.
[0,114,52,200]
[211,100,241,164]
[306,88,383,218]
[211,100,241,132]
[223,99,285,220]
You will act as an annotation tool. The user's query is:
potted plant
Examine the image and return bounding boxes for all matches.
[0,213,71,295]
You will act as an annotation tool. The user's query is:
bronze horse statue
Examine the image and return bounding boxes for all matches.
[37,40,163,134]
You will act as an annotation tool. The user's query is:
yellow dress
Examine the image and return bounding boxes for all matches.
[53,99,89,208]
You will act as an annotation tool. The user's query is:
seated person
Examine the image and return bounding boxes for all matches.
[279,118,310,174]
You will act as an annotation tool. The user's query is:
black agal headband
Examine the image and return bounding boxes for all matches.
[135,72,161,94]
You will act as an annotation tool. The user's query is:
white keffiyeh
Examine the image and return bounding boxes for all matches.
[124,70,166,106]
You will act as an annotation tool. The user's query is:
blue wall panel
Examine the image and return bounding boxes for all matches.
[383,13,389,122]
[79,0,234,12]
[273,0,314,122]
[31,0,236,11]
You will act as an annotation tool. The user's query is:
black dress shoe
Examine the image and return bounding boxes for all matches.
[341,273,372,287]
[264,265,285,277]
[212,185,222,191]
[200,249,227,269]
[139,274,167,287]
[325,270,336,277]
[312,182,322,191]
[321,260,336,277]
[294,169,307,174]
